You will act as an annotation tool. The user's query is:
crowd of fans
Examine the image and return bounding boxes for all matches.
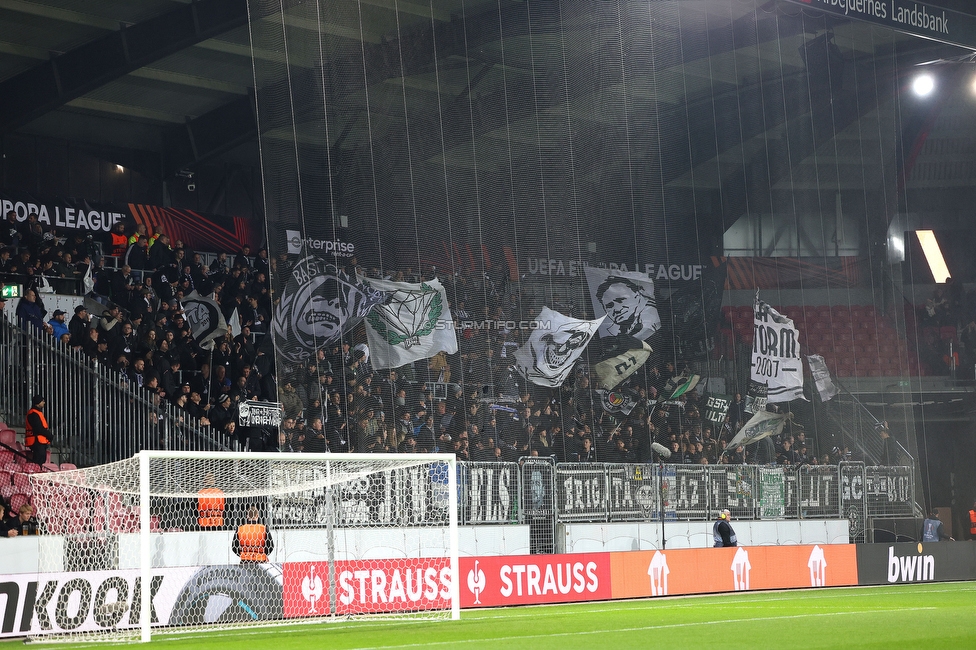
[1,209,826,466]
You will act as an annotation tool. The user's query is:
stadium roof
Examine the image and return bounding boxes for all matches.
[1,0,975,239]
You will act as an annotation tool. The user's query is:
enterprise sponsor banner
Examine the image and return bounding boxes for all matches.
[609,545,859,599]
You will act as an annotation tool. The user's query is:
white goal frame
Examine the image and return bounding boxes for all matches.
[137,450,460,643]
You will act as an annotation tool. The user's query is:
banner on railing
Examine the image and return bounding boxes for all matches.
[673,466,709,519]
[758,467,787,519]
[864,465,914,517]
[607,464,658,522]
[797,466,840,519]
[459,462,519,524]
[555,463,607,522]
[708,466,757,519]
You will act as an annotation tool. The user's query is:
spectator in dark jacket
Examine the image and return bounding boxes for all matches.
[16,289,49,334]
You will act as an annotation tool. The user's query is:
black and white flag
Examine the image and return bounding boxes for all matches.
[271,257,386,364]
[592,335,651,390]
[752,294,804,403]
[808,354,838,402]
[584,267,661,341]
[182,291,229,351]
[513,307,603,388]
[598,389,638,415]
[703,393,733,427]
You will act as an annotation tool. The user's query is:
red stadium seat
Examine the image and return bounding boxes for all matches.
[12,473,32,497]
[22,463,42,474]
[1,462,18,474]
[9,493,29,513]
[60,463,78,471]
[42,462,60,473]
[0,429,16,447]
[0,483,16,502]
[0,451,14,466]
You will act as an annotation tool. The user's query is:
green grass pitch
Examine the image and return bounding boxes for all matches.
[27,582,976,649]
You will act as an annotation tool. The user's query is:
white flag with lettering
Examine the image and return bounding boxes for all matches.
[751,295,804,403]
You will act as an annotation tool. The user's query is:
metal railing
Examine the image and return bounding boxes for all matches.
[0,318,229,466]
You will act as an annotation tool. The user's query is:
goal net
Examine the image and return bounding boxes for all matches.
[29,451,460,643]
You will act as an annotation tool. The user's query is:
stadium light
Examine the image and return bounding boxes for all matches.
[916,230,951,283]
[971,75,976,96]
[912,73,935,97]
[116,164,124,172]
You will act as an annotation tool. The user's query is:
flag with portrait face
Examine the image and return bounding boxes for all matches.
[585,267,661,341]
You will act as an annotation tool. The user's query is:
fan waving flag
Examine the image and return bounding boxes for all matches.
[752,294,805,403]
[599,389,638,415]
[361,276,457,370]
[808,354,838,402]
[182,291,229,351]
[514,307,603,388]
[592,335,651,390]
[271,257,386,364]
[728,410,793,447]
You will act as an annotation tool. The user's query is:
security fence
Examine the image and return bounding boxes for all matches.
[456,460,913,530]
[0,318,228,466]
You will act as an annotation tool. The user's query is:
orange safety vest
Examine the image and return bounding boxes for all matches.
[237,524,268,562]
[110,232,128,257]
[969,509,976,537]
[25,408,50,446]
[197,488,225,528]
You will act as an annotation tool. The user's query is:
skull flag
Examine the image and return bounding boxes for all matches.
[271,256,386,364]
[514,307,603,388]
[182,291,229,351]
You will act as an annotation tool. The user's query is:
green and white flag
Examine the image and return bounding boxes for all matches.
[362,276,457,370]
[727,409,792,447]
[662,372,701,401]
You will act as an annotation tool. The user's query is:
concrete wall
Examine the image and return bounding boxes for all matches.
[0,525,530,574]
[556,519,850,553]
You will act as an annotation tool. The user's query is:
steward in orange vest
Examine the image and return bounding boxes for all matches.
[197,474,225,529]
[233,506,274,563]
[109,222,128,257]
[969,501,976,540]
[25,395,51,466]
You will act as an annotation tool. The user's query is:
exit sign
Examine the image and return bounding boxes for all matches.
[0,285,22,299]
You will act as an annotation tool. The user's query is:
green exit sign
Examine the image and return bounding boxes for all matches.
[1,285,22,299]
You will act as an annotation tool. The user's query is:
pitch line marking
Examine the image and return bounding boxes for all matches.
[350,607,938,650]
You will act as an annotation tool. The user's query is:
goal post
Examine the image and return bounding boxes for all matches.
[31,451,460,643]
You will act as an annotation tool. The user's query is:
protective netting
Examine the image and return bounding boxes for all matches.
[28,453,458,642]
[242,0,935,514]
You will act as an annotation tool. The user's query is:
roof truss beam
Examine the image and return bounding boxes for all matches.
[0,0,249,134]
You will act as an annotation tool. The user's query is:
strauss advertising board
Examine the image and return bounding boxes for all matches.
[8,543,976,638]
